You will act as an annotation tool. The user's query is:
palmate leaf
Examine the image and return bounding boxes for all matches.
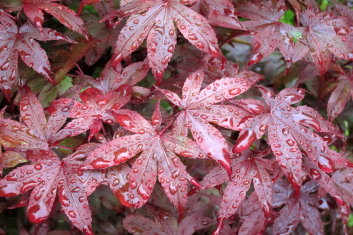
[110,0,220,78]
[232,86,350,189]
[51,84,131,141]
[21,0,87,36]
[272,180,324,235]
[0,89,77,150]
[200,148,274,233]
[235,0,308,66]
[0,144,103,234]
[84,102,206,212]
[327,70,353,120]
[300,8,353,74]
[159,70,263,175]
[123,193,215,235]
[0,13,74,100]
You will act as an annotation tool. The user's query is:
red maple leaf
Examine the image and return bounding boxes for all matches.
[272,180,324,235]
[0,13,74,100]
[235,0,308,66]
[191,0,243,30]
[21,0,87,36]
[51,84,131,141]
[234,192,267,235]
[0,89,78,150]
[327,70,353,121]
[110,0,220,78]
[84,60,149,93]
[159,70,263,175]
[123,192,215,235]
[0,144,103,234]
[232,86,350,189]
[200,148,274,233]
[84,102,205,212]
[300,8,353,74]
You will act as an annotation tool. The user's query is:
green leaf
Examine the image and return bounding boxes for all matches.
[348,214,353,228]
[319,0,331,11]
[279,10,295,26]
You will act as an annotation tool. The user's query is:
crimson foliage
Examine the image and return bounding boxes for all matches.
[0,0,353,234]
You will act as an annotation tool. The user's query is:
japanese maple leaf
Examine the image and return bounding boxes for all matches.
[192,0,244,30]
[110,0,220,78]
[0,13,74,100]
[332,168,353,207]
[300,8,353,74]
[235,0,308,66]
[272,180,324,235]
[21,0,87,36]
[199,148,274,232]
[159,70,263,175]
[327,70,353,120]
[233,192,267,235]
[123,193,214,235]
[0,144,103,234]
[84,60,149,93]
[232,86,350,189]
[84,102,205,212]
[52,84,131,140]
[0,89,78,151]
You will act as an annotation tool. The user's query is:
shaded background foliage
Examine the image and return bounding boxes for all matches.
[0,0,353,234]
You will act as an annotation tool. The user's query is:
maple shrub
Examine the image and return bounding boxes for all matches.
[1,0,353,234]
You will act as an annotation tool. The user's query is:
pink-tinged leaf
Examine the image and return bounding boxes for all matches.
[147,8,177,78]
[0,119,48,150]
[268,122,303,187]
[0,13,74,98]
[0,145,103,233]
[61,85,132,138]
[202,0,244,30]
[236,0,308,66]
[161,70,262,174]
[112,0,220,77]
[186,114,231,176]
[189,71,263,109]
[87,59,149,93]
[27,170,59,223]
[201,149,273,225]
[128,147,158,207]
[171,1,220,56]
[0,159,60,197]
[85,107,203,210]
[112,4,160,65]
[300,8,353,74]
[181,70,203,106]
[236,193,267,235]
[113,109,155,134]
[20,89,47,140]
[22,0,87,36]
[106,164,138,207]
[158,88,183,107]
[233,87,347,189]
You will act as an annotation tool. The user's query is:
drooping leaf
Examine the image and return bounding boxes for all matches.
[0,13,74,100]
[21,0,87,36]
